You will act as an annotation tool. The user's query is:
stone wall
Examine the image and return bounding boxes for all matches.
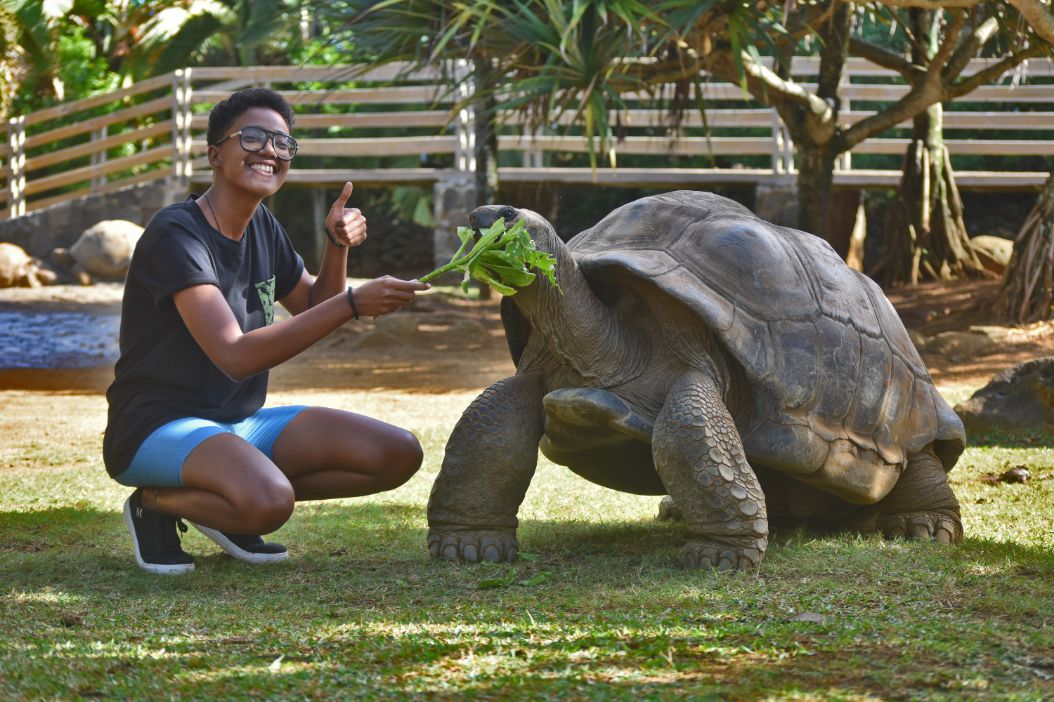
[432,173,478,271]
[0,177,189,259]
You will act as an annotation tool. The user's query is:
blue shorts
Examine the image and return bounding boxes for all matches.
[114,406,308,488]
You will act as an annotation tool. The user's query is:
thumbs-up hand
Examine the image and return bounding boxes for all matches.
[325,182,366,248]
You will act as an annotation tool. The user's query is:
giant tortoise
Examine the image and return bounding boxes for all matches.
[427,190,965,570]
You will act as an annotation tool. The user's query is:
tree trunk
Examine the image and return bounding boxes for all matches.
[472,58,500,299]
[792,2,849,241]
[797,145,838,238]
[999,174,1054,322]
[870,11,985,287]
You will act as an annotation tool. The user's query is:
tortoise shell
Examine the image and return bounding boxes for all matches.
[514,190,965,494]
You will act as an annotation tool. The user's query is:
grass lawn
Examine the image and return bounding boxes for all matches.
[2,385,1053,701]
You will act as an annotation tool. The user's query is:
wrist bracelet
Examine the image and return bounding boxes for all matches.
[325,229,347,248]
[346,286,360,319]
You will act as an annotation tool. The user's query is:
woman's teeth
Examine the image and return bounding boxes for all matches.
[249,163,274,174]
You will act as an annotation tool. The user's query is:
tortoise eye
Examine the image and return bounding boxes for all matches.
[500,207,516,220]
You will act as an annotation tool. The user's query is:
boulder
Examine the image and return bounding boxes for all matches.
[926,329,1000,360]
[955,358,1054,435]
[70,220,143,281]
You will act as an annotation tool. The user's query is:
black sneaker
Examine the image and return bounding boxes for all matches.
[123,489,195,575]
[190,523,289,564]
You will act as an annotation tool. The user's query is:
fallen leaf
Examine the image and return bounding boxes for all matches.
[517,571,551,587]
[268,655,284,673]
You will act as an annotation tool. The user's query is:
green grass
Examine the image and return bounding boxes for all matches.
[2,387,1053,701]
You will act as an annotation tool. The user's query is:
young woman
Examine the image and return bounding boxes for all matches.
[104,88,429,574]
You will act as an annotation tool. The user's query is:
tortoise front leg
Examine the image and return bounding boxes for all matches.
[653,371,769,570]
[427,372,546,563]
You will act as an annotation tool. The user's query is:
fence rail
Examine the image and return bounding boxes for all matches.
[3,58,1054,218]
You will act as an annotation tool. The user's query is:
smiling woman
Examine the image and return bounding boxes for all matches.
[102,88,431,575]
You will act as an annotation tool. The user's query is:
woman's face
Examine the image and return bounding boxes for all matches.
[209,106,292,198]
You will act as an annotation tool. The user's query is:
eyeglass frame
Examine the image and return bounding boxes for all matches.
[210,125,299,161]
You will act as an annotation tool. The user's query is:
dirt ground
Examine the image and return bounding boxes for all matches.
[0,277,1052,396]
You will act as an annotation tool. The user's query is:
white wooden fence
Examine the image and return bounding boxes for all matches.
[3,58,1053,218]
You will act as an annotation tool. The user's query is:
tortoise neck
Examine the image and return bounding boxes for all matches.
[513,228,640,384]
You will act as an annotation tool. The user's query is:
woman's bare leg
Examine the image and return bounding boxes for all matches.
[142,433,295,535]
[271,407,423,500]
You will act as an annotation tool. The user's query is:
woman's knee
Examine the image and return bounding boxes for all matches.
[232,480,295,534]
[385,428,424,487]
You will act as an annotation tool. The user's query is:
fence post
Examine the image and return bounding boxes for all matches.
[90,125,108,192]
[8,116,25,218]
[171,68,193,184]
[454,59,476,174]
[770,110,793,174]
[838,69,852,172]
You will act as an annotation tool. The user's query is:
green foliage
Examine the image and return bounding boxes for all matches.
[331,0,776,171]
[418,218,559,296]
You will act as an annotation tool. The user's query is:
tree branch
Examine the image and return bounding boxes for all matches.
[705,49,833,122]
[943,15,999,80]
[1010,0,1054,45]
[947,42,1048,96]
[841,81,942,149]
[927,9,968,75]
[871,0,982,8]
[849,36,917,77]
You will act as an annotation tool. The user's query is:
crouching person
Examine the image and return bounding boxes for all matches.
[103,88,428,574]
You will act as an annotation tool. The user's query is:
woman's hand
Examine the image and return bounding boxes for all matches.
[325,182,367,248]
[350,276,430,317]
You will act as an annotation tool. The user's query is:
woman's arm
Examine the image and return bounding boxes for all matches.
[281,182,363,315]
[174,274,428,382]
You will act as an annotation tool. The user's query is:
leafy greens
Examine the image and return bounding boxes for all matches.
[418,218,559,296]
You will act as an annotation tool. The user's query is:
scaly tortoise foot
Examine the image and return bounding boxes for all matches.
[427,529,519,563]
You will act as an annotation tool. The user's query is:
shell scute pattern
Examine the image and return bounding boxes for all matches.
[566,190,965,488]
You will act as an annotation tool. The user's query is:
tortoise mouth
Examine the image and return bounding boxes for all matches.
[469,206,518,231]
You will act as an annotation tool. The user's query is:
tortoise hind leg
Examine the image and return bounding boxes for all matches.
[844,449,962,544]
[653,371,769,570]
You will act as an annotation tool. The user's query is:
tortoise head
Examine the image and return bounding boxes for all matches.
[469,205,562,256]
[471,204,632,384]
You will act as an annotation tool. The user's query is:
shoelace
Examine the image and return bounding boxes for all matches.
[156,516,189,554]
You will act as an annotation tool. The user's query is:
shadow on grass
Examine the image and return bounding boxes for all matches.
[5,504,1054,699]
[4,503,1053,590]
[966,429,1054,449]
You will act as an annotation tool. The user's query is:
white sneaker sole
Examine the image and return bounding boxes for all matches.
[123,497,195,575]
[190,522,289,564]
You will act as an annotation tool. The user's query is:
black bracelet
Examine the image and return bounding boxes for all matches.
[346,286,360,319]
[325,229,347,248]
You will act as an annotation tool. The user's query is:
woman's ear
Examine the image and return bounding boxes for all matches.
[207,145,220,169]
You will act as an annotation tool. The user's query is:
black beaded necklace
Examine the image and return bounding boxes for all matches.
[202,191,225,238]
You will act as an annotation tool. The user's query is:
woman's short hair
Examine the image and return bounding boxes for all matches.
[207,88,295,146]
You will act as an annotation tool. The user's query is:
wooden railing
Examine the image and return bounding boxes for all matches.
[3,58,1054,218]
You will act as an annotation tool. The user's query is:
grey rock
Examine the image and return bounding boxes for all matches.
[926,330,1000,360]
[955,358,1054,435]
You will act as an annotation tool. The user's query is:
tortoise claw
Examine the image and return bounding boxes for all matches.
[877,512,962,545]
[679,538,765,571]
[427,529,519,563]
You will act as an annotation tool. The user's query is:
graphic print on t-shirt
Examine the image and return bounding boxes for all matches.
[255,276,276,324]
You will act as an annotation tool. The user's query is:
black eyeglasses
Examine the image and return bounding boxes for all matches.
[212,125,298,161]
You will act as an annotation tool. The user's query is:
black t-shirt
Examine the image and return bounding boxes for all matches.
[103,196,304,477]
